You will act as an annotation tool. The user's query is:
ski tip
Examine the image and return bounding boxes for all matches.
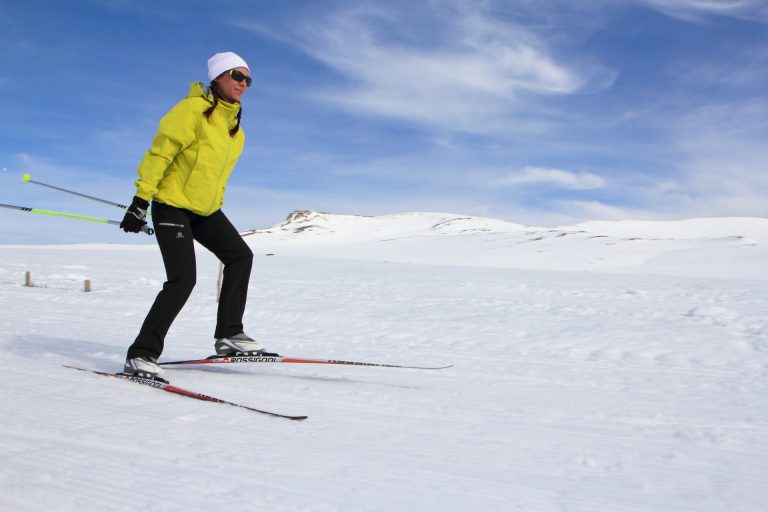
[63,364,101,373]
[22,173,31,182]
[394,363,453,370]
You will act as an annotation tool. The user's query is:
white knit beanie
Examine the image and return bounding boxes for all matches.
[207,52,249,82]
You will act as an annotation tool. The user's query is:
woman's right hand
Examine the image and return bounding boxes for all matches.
[120,196,150,233]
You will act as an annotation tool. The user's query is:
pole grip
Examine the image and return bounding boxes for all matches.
[140,224,154,236]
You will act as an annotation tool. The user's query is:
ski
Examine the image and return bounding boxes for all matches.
[158,353,453,370]
[64,365,308,421]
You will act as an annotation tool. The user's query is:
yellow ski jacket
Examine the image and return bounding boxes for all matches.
[133,82,245,216]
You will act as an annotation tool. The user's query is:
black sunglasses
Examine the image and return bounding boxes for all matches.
[228,69,252,87]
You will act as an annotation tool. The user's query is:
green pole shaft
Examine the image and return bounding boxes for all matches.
[0,203,153,235]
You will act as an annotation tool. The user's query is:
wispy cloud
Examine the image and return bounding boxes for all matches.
[549,97,768,220]
[633,0,768,22]
[495,166,608,190]
[247,4,615,134]
[670,100,768,217]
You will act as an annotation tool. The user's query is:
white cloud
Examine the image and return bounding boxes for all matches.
[280,5,614,133]
[497,166,608,190]
[633,0,768,21]
[559,98,768,221]
[553,200,641,221]
[645,98,768,217]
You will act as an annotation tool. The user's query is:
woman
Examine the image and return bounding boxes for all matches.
[119,52,266,380]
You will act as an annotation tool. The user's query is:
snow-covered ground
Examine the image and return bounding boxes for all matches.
[1,212,767,511]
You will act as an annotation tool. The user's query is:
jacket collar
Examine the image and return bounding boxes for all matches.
[188,82,241,118]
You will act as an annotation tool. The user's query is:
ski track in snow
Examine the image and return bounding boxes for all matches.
[1,242,767,512]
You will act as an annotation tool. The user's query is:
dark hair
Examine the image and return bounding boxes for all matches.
[203,81,242,138]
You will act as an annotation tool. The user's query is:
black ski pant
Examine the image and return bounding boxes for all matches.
[127,202,253,360]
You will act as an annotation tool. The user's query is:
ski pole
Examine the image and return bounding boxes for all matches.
[22,173,130,210]
[0,203,154,235]
[20,173,254,239]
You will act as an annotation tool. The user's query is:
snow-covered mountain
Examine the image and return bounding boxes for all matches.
[242,211,768,279]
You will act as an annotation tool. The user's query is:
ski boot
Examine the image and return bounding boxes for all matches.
[123,356,165,381]
[214,333,268,356]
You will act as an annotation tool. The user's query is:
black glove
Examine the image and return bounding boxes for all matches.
[120,196,150,233]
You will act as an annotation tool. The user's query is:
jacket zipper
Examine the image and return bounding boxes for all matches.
[208,110,234,214]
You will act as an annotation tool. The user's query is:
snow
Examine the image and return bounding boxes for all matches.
[1,212,767,511]
[246,211,768,280]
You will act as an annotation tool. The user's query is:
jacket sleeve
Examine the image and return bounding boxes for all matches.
[133,100,199,201]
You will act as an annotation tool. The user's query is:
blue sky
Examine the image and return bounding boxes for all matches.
[1,0,767,244]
